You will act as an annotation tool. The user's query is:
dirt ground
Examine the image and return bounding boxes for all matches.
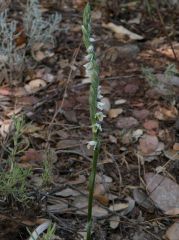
[1,1,179,239]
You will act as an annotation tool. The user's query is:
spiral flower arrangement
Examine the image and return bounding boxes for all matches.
[82,3,105,239]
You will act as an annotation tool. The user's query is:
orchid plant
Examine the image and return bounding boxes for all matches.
[82,3,105,240]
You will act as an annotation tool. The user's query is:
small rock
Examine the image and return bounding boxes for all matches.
[118,44,140,59]
[146,88,161,99]
[105,44,140,62]
[139,135,159,154]
[108,108,123,118]
[133,109,149,121]
[133,188,154,212]
[145,172,179,214]
[143,120,159,130]
[124,83,139,95]
[116,117,139,129]
[63,110,77,123]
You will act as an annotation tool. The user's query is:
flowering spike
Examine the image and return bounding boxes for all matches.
[82,3,105,240]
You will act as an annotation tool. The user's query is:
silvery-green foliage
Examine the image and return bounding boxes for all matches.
[0,11,16,61]
[23,0,61,47]
[0,0,61,84]
[0,10,25,83]
[0,11,18,58]
[141,66,158,87]
[165,63,178,78]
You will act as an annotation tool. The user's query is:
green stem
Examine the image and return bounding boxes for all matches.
[86,142,99,240]
[82,3,103,239]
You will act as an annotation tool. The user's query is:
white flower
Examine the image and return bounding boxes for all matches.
[85,53,93,61]
[84,62,97,78]
[87,140,97,150]
[84,62,93,71]
[87,45,94,53]
[95,112,106,121]
[97,85,103,99]
[97,101,105,110]
[92,123,102,133]
[90,37,95,42]
[97,92,103,99]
